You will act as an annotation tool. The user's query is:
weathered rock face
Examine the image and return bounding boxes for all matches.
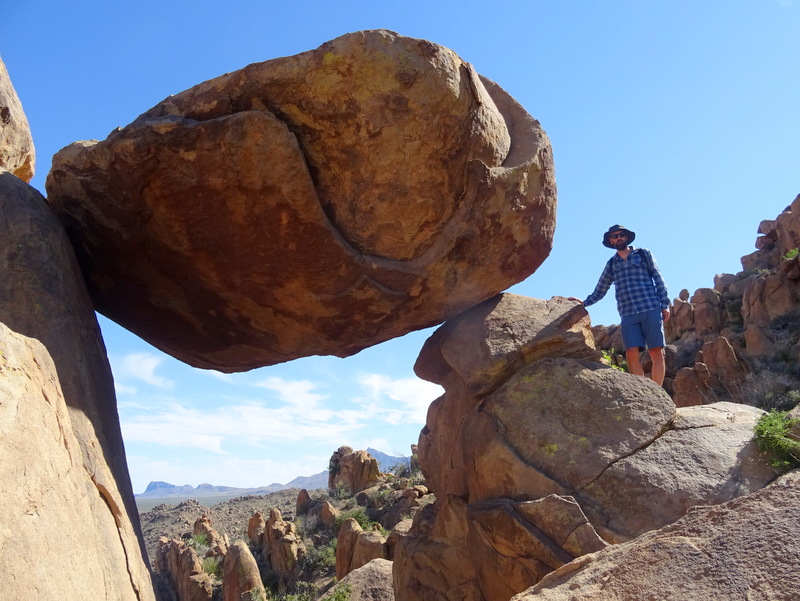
[256,508,306,591]
[515,471,800,601]
[323,558,395,601]
[415,294,599,500]
[393,293,777,601]
[155,538,214,601]
[329,446,383,494]
[45,29,557,372]
[336,518,389,580]
[0,172,155,599]
[223,541,265,601]
[0,58,35,181]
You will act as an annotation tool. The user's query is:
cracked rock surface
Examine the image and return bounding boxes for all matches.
[45,29,556,372]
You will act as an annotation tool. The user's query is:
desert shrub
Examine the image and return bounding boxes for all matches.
[769,306,800,341]
[244,587,268,601]
[327,583,352,601]
[330,481,351,501]
[740,371,800,411]
[187,533,210,556]
[783,247,799,260]
[600,348,627,372]
[334,507,376,532]
[296,512,321,537]
[201,555,222,579]
[753,410,800,469]
[270,581,319,601]
[725,297,744,325]
[300,538,337,573]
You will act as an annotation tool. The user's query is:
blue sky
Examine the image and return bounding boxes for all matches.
[3,1,799,493]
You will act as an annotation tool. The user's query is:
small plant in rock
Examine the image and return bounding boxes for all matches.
[201,555,222,580]
[600,348,627,372]
[783,247,799,260]
[187,533,210,556]
[753,410,800,469]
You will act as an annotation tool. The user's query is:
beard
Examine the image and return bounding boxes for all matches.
[614,238,628,250]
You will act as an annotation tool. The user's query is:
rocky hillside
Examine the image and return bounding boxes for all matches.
[138,490,302,567]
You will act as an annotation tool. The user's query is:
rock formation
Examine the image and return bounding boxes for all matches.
[296,489,339,529]
[336,518,389,580]
[394,294,778,601]
[329,446,383,494]
[322,558,395,601]
[0,58,35,181]
[514,471,800,601]
[45,29,556,372]
[358,482,433,530]
[0,171,155,599]
[223,541,266,601]
[155,537,215,601]
[194,514,229,556]
[254,508,307,591]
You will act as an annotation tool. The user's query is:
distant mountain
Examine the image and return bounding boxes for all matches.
[367,447,411,472]
[136,448,409,500]
[135,470,328,499]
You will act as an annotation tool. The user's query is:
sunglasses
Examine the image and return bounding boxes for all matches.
[609,233,627,240]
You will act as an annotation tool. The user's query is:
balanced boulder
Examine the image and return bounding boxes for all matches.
[46,29,556,372]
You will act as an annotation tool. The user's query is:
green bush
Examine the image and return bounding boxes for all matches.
[270,581,319,601]
[600,348,627,372]
[300,538,337,573]
[753,410,800,469]
[201,555,222,579]
[783,247,799,260]
[334,507,376,532]
[327,583,352,601]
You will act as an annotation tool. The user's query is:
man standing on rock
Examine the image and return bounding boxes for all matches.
[572,225,671,386]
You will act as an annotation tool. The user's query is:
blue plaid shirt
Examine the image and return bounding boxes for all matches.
[584,247,670,317]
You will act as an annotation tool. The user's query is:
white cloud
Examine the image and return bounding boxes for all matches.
[355,374,443,424]
[114,382,138,396]
[119,352,174,388]
[119,372,440,491]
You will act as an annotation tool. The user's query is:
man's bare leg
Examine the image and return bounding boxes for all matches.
[625,347,644,376]
[648,347,665,386]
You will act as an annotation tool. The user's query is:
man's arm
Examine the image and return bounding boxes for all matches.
[583,260,614,307]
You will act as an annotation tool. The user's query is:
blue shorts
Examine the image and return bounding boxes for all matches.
[620,308,665,350]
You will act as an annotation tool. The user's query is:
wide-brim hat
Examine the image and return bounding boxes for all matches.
[602,224,636,248]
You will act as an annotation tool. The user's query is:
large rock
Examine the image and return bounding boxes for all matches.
[223,541,265,601]
[45,29,556,372]
[155,538,214,601]
[0,58,35,181]
[394,294,778,601]
[336,518,389,580]
[329,446,382,494]
[515,471,800,601]
[0,172,155,599]
[323,558,395,601]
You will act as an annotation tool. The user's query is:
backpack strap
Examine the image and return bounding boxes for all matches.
[639,248,656,276]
